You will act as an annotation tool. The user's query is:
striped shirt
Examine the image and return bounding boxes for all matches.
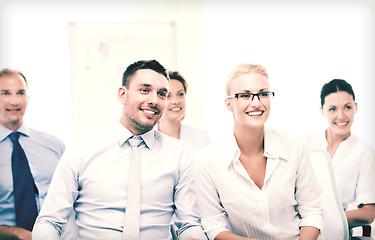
[194,128,324,240]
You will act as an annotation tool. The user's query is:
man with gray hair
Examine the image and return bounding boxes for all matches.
[0,68,65,240]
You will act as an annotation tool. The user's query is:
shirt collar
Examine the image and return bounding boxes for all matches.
[222,131,241,168]
[0,122,30,142]
[341,133,354,145]
[140,128,155,149]
[319,130,328,148]
[113,120,155,149]
[223,128,288,168]
[323,129,354,147]
[263,128,288,161]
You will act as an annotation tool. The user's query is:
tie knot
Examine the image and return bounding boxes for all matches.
[9,132,21,143]
[128,137,142,148]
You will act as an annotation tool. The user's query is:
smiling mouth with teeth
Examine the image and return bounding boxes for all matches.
[143,109,156,115]
[7,109,21,113]
[336,122,348,126]
[247,111,263,116]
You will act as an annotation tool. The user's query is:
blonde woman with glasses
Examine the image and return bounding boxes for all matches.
[194,63,324,240]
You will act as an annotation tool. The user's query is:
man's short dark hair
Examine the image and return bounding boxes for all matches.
[122,60,169,88]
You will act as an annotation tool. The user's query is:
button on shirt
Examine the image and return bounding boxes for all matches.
[304,131,375,209]
[32,121,206,240]
[194,128,324,240]
[0,123,66,226]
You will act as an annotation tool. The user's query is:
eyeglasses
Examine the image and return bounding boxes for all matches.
[227,91,275,101]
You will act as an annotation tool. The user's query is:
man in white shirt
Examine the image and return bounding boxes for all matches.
[32,60,206,240]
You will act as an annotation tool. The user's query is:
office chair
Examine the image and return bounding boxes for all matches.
[308,149,349,240]
[349,221,373,239]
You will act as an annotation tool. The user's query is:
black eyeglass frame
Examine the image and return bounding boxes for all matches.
[226,91,275,101]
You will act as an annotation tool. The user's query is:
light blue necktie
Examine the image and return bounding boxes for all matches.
[123,137,142,240]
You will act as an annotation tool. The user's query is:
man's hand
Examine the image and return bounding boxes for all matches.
[0,225,32,240]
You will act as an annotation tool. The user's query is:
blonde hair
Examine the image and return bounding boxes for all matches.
[225,64,269,95]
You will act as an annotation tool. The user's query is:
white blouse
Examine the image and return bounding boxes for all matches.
[304,131,375,209]
[194,128,324,240]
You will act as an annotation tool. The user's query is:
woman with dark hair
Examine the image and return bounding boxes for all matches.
[157,70,211,151]
[305,79,375,227]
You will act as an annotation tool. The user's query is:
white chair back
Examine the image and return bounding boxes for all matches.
[308,149,349,240]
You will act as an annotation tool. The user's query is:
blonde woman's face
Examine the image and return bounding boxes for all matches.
[225,72,271,130]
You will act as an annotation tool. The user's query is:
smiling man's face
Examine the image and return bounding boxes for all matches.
[0,73,29,131]
[119,69,169,135]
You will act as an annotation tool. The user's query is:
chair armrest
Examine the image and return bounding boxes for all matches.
[349,221,372,237]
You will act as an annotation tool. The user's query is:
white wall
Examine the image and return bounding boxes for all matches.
[1,0,374,149]
[0,0,206,145]
[202,0,375,148]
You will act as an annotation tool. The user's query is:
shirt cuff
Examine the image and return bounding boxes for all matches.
[32,221,60,240]
[299,214,324,232]
[207,227,229,240]
[179,225,208,240]
[356,192,375,207]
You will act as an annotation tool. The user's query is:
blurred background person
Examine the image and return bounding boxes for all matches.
[304,79,375,235]
[157,70,211,152]
[0,68,65,240]
[157,70,212,238]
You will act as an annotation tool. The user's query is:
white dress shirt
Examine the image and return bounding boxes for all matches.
[32,121,206,240]
[194,128,324,240]
[304,131,375,209]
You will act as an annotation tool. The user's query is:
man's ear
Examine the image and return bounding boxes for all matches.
[118,86,126,104]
